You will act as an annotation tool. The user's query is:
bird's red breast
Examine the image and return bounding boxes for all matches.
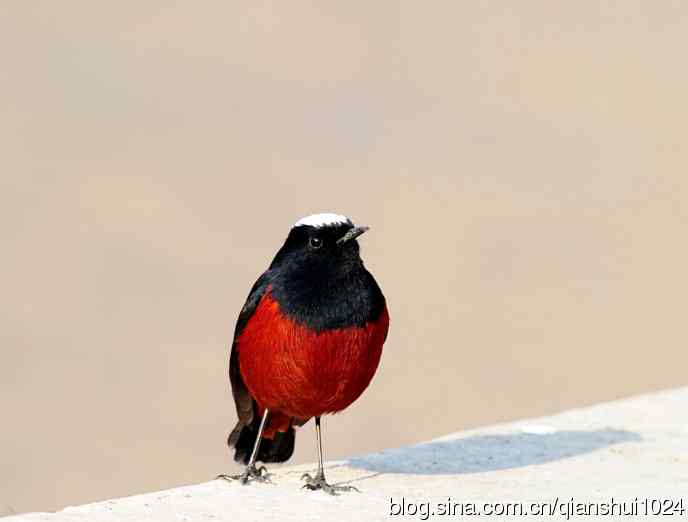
[237,289,389,424]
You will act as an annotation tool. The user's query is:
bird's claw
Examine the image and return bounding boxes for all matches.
[217,465,271,485]
[300,472,359,495]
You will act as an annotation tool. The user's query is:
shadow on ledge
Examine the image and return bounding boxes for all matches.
[347,429,641,475]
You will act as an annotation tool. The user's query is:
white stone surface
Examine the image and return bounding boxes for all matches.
[6,388,688,521]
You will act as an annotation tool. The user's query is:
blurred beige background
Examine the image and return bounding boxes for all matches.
[2,1,688,516]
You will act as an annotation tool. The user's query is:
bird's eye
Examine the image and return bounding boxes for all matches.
[309,237,323,250]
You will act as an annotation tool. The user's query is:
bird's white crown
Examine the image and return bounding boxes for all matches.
[294,213,352,228]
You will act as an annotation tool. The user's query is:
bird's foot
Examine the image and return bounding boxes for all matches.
[217,464,271,485]
[301,471,359,495]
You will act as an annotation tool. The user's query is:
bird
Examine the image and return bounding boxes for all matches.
[218,213,389,494]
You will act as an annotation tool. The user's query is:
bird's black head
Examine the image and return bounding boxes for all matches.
[269,213,369,280]
[267,213,383,331]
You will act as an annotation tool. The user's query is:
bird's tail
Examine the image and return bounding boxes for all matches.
[228,415,295,465]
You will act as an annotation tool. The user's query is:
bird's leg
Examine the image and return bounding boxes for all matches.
[301,416,359,494]
[218,408,271,484]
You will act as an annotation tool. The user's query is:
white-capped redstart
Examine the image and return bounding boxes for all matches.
[219,213,389,494]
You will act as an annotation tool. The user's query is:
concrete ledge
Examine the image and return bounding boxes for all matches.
[6,388,688,521]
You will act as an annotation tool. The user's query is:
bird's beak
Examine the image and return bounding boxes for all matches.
[337,225,370,244]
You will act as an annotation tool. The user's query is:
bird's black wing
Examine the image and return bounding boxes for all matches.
[229,270,271,428]
[227,270,299,464]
